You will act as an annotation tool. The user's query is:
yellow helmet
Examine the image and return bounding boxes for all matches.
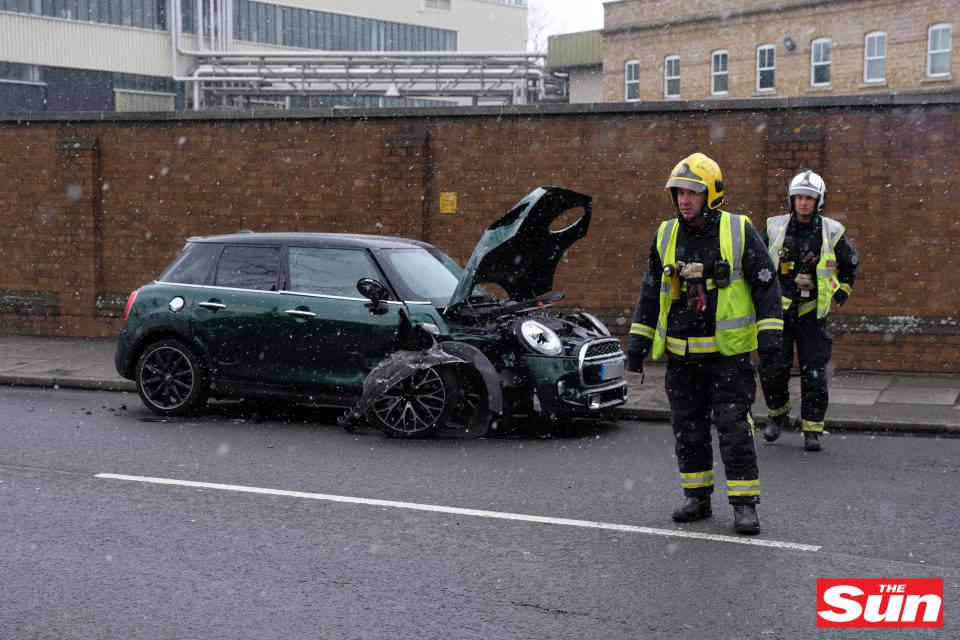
[665,152,725,210]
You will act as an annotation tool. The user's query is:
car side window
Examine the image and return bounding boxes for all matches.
[287,247,383,298]
[158,242,222,285]
[214,245,281,291]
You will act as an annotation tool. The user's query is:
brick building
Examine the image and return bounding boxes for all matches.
[0,93,958,373]
[603,0,958,102]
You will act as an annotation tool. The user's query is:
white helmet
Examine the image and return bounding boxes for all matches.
[788,170,826,212]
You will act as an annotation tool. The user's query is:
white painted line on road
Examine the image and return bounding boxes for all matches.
[96,473,821,552]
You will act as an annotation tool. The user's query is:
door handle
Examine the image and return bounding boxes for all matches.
[284,309,317,318]
[198,301,226,310]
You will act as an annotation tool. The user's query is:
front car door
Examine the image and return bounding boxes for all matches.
[276,245,404,402]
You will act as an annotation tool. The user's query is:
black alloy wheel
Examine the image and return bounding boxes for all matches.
[135,338,208,416]
[367,366,459,437]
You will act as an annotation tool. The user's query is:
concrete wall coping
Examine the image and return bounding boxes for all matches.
[3,91,960,124]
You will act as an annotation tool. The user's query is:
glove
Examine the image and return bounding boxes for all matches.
[627,353,644,374]
[834,290,849,306]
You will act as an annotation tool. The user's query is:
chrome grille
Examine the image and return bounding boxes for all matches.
[579,338,625,387]
[583,339,623,360]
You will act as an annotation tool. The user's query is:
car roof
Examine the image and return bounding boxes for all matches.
[188,232,437,251]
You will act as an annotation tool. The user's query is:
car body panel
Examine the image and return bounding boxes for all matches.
[272,291,405,395]
[448,186,592,308]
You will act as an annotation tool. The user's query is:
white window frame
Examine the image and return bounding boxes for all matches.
[664,55,680,98]
[863,31,886,83]
[711,49,728,95]
[811,37,831,87]
[756,44,775,91]
[927,23,952,78]
[624,59,640,102]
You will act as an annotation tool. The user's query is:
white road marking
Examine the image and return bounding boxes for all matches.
[96,473,821,552]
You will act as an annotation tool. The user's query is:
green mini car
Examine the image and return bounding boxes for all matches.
[115,186,627,436]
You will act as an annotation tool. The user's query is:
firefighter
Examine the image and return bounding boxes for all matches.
[627,153,783,535]
[758,170,859,451]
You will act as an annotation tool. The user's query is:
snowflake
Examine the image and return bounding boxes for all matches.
[758,268,773,282]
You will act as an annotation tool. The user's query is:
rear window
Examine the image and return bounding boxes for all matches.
[158,242,222,285]
[214,245,282,291]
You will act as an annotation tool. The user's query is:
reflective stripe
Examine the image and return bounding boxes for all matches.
[757,318,784,332]
[781,296,793,310]
[660,219,676,260]
[798,300,817,317]
[666,337,687,355]
[729,212,743,271]
[816,267,833,277]
[687,336,718,353]
[838,282,852,294]
[768,401,791,417]
[728,478,761,497]
[630,323,656,339]
[680,470,714,489]
[801,419,824,433]
[661,281,672,294]
[681,278,717,292]
[716,314,756,331]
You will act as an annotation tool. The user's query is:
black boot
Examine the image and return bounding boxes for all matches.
[733,504,760,535]
[672,495,712,522]
[763,414,788,443]
[804,432,822,451]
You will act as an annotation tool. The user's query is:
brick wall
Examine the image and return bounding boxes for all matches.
[1,95,958,373]
[603,0,960,102]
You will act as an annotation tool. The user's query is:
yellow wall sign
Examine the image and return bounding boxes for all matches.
[439,192,458,214]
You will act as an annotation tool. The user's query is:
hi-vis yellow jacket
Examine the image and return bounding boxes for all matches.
[765,214,850,319]
[628,211,783,363]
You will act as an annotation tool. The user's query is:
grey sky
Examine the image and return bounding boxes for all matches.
[539,0,605,37]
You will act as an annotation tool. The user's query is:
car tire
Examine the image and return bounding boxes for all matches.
[365,365,460,437]
[436,365,491,439]
[135,338,208,416]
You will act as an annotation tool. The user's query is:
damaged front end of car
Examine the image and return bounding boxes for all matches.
[345,186,627,438]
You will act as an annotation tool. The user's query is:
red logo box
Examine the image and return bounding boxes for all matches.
[817,578,943,628]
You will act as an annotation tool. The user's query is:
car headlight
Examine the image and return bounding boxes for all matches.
[581,312,611,336]
[519,320,563,356]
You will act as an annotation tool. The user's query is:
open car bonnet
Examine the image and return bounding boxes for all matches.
[446,186,592,310]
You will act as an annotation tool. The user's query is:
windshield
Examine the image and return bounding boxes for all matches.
[376,247,465,308]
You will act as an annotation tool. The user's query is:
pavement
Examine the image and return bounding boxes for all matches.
[1,335,958,435]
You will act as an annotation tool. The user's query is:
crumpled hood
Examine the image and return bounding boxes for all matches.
[446,186,592,309]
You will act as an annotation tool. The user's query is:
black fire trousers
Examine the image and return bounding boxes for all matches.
[758,313,832,424]
[665,354,760,505]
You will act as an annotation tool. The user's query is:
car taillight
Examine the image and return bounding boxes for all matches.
[122,289,139,322]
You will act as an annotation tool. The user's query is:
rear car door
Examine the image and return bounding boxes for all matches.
[276,245,404,401]
[191,244,285,384]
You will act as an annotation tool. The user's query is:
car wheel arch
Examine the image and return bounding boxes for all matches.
[437,341,503,417]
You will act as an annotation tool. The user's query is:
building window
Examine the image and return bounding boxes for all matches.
[624,59,640,101]
[664,55,680,98]
[0,62,43,83]
[927,23,952,77]
[711,50,728,95]
[757,44,775,91]
[811,38,831,86]
[864,31,886,83]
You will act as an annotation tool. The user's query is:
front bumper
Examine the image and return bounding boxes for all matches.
[525,338,628,413]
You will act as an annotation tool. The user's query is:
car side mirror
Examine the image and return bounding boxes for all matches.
[357,278,387,310]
